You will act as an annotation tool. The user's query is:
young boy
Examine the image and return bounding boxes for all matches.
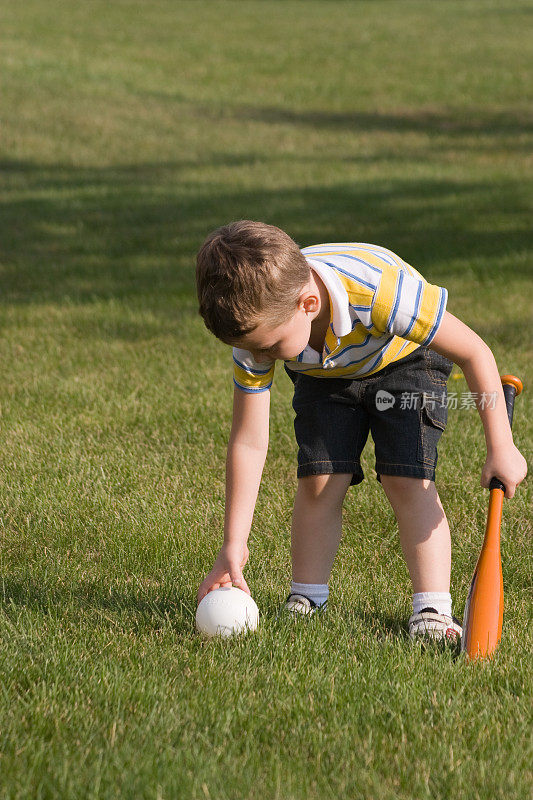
[195,220,527,641]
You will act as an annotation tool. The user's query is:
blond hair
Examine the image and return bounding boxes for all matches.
[196,220,310,342]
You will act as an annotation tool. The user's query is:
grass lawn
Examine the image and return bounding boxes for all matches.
[0,1,532,798]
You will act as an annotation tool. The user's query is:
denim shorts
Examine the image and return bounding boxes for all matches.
[285,346,453,486]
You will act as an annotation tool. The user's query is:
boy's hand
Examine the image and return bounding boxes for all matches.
[481,443,528,499]
[197,541,250,605]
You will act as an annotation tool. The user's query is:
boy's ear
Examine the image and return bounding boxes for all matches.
[299,289,320,314]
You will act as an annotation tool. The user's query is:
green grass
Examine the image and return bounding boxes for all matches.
[0,0,532,798]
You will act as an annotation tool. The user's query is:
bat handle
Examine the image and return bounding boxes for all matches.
[488,375,523,492]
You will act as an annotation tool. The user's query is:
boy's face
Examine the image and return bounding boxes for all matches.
[236,306,313,363]
[235,277,327,363]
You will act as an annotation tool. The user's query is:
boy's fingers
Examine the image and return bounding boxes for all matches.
[229,569,244,588]
[481,473,517,499]
[197,577,222,605]
[197,564,251,606]
[196,586,209,605]
[231,572,251,595]
[197,564,236,604]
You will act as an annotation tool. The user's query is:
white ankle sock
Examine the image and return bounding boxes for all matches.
[291,581,329,608]
[413,591,452,617]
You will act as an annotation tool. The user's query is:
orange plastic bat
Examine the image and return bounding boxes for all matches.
[461,375,523,660]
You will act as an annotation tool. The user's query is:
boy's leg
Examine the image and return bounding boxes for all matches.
[380,475,462,640]
[379,475,451,593]
[291,473,353,584]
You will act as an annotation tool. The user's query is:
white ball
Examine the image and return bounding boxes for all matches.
[196,586,259,638]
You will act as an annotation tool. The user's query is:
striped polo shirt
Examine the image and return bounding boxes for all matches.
[233,243,447,393]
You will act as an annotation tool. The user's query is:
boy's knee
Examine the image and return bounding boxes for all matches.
[297,473,351,505]
[380,475,432,497]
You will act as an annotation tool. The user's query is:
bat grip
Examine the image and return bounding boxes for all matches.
[502,382,517,429]
[488,378,521,492]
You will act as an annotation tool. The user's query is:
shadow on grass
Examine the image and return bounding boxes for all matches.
[1,576,412,642]
[1,158,532,319]
[2,579,466,661]
[136,99,533,143]
[225,104,533,140]
[353,608,406,639]
[350,607,463,659]
[1,576,196,636]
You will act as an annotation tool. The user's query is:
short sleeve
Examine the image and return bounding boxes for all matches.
[370,261,448,346]
[233,348,275,393]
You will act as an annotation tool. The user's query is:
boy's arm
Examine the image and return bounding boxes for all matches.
[429,311,527,498]
[197,386,270,604]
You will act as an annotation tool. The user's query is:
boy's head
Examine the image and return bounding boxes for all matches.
[196,221,312,352]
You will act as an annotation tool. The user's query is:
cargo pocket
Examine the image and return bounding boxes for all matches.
[417,401,448,466]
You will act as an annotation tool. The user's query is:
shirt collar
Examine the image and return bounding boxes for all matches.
[306,258,352,339]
